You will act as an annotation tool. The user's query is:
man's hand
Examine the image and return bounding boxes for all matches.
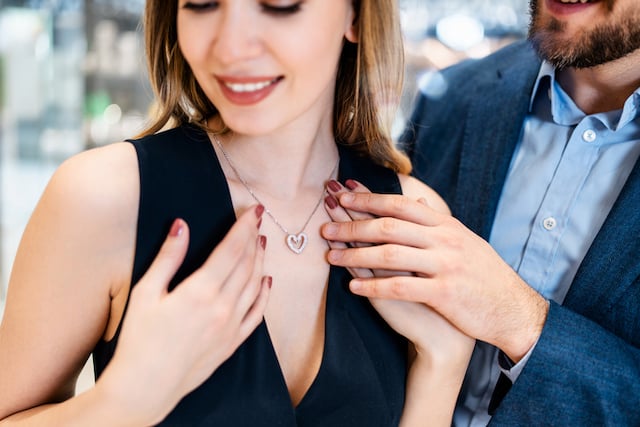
[322,181,548,362]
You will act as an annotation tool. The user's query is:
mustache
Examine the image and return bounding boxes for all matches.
[529,0,616,11]
[529,0,616,27]
[529,0,616,14]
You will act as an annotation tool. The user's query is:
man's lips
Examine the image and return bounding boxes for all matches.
[547,0,601,15]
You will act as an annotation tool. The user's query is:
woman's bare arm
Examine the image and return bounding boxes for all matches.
[0,141,271,426]
[0,143,140,425]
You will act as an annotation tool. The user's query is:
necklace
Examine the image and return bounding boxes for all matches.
[212,134,339,254]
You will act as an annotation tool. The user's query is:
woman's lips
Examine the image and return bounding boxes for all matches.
[216,76,283,106]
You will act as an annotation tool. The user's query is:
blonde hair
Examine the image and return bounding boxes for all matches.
[140,0,410,173]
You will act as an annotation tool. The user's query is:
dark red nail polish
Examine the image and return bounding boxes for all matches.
[259,235,267,249]
[327,180,342,192]
[257,217,263,229]
[266,276,273,289]
[325,195,338,209]
[345,179,358,190]
[255,204,265,218]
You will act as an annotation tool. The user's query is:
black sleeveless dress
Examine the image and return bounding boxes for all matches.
[92,125,407,426]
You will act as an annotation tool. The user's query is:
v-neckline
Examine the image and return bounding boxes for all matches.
[261,272,335,410]
[203,133,343,410]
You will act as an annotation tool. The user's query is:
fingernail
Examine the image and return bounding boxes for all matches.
[259,235,267,249]
[340,193,355,204]
[325,195,338,209]
[327,249,342,262]
[255,204,265,218]
[257,217,263,229]
[345,179,358,190]
[323,223,338,237]
[327,180,342,192]
[350,280,362,292]
[266,276,273,289]
[169,219,184,237]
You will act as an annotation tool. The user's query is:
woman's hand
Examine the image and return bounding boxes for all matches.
[323,180,473,364]
[95,205,271,426]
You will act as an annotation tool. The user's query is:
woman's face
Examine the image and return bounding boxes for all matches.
[177,0,357,136]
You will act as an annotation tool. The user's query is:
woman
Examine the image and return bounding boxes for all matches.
[0,0,473,425]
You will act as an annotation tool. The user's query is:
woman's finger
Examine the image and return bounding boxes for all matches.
[198,205,263,289]
[324,193,357,223]
[215,223,262,304]
[238,275,272,339]
[326,179,373,221]
[233,234,268,315]
[137,218,190,297]
[348,275,438,305]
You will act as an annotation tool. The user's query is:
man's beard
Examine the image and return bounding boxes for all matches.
[528,0,640,69]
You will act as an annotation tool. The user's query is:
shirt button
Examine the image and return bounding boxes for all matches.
[582,129,597,143]
[543,217,557,230]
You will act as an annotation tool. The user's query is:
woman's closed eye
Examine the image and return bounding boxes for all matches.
[261,1,303,16]
[181,1,220,12]
[181,1,303,15]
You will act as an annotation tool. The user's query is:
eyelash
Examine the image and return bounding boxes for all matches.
[262,2,302,15]
[182,1,219,12]
[181,1,303,16]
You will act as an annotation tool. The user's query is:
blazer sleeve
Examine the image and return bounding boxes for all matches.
[491,302,640,425]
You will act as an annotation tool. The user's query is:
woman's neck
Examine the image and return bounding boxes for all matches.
[210,127,339,201]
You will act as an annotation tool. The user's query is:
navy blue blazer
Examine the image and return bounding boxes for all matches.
[404,40,640,425]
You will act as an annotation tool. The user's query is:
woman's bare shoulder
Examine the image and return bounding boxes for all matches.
[50,142,139,214]
[397,174,450,215]
[39,140,141,297]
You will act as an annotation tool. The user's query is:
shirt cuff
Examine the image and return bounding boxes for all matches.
[497,337,539,383]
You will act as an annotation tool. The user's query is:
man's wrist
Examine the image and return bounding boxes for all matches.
[502,295,549,362]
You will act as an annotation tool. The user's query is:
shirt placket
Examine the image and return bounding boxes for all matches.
[517,118,601,302]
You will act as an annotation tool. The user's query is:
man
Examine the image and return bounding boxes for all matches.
[321,0,640,424]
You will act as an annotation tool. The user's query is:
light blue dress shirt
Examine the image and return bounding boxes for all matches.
[456,61,640,427]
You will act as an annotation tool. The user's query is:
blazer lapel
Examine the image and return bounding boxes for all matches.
[454,48,541,239]
[564,159,640,319]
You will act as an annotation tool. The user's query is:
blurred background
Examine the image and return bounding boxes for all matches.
[0,0,529,388]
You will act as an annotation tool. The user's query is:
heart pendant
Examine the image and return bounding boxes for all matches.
[286,232,308,254]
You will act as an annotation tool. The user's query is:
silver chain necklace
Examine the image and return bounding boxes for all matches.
[212,134,339,254]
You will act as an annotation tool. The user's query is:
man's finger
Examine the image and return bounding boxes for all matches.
[327,244,438,274]
[337,192,444,227]
[326,239,374,279]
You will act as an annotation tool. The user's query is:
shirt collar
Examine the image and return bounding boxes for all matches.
[529,60,640,131]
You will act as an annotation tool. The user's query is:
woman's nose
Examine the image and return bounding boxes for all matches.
[212,7,262,65]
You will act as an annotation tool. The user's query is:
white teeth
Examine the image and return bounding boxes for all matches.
[224,79,275,93]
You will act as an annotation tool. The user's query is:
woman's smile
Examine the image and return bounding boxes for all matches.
[215,75,283,105]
